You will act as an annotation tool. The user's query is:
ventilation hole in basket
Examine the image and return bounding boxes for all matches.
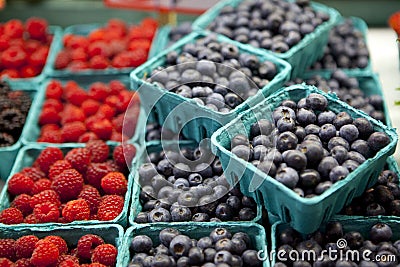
[283,206,291,222]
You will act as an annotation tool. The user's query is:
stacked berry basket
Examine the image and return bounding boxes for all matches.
[0,0,399,266]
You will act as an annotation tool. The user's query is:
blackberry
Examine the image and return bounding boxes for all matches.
[0,132,15,147]
[0,108,26,133]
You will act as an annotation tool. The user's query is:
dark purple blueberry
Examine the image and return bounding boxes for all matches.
[387,182,400,198]
[131,235,153,253]
[276,131,298,152]
[231,134,250,148]
[281,100,297,110]
[319,123,337,142]
[242,250,262,267]
[277,117,296,132]
[353,118,374,139]
[318,156,339,178]
[157,186,174,200]
[174,178,189,189]
[392,200,400,216]
[366,203,386,216]
[135,212,149,223]
[215,238,233,252]
[232,145,252,161]
[173,163,191,178]
[330,146,348,164]
[264,149,283,165]
[315,181,333,195]
[215,203,234,221]
[325,221,344,242]
[317,111,336,125]
[226,196,241,210]
[204,248,217,263]
[192,212,210,222]
[298,141,324,166]
[347,151,366,164]
[333,112,353,129]
[299,169,321,188]
[176,256,190,267]
[273,106,296,123]
[188,247,204,265]
[374,185,394,204]
[170,206,192,222]
[224,93,242,109]
[328,137,350,151]
[210,228,232,243]
[367,132,391,152]
[380,170,399,184]
[370,223,392,244]
[329,166,349,183]
[242,196,256,208]
[152,254,172,267]
[169,234,192,258]
[157,159,173,176]
[339,124,359,142]
[342,159,360,172]
[197,237,213,250]
[239,207,256,221]
[275,166,299,189]
[294,126,306,141]
[296,240,322,260]
[350,139,372,158]
[212,159,223,175]
[148,207,171,222]
[303,134,322,144]
[305,93,328,111]
[344,231,364,249]
[214,250,233,265]
[253,145,269,161]
[282,149,307,171]
[257,160,277,176]
[177,191,198,207]
[253,135,272,147]
[305,124,320,136]
[296,108,317,126]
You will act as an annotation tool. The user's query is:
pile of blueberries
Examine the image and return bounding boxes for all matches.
[168,22,193,44]
[286,70,385,124]
[148,34,278,113]
[0,81,32,147]
[145,122,182,142]
[274,222,399,267]
[135,145,258,223]
[342,166,400,217]
[207,0,329,53]
[129,227,262,267]
[231,92,391,197]
[310,18,370,70]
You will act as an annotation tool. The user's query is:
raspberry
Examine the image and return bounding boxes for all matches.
[71,47,88,62]
[1,46,28,69]
[28,46,48,68]
[85,163,114,189]
[0,208,24,224]
[31,240,59,267]
[91,244,117,267]
[0,258,13,267]
[96,104,115,120]
[88,119,113,140]
[45,80,64,100]
[101,172,127,196]
[25,40,42,53]
[117,91,138,113]
[26,17,48,40]
[37,130,63,143]
[55,50,71,70]
[29,190,61,209]
[23,214,38,224]
[111,51,134,68]
[61,104,86,125]
[88,41,111,58]
[97,195,124,221]
[15,235,39,258]
[64,36,89,50]
[68,60,90,71]
[88,82,109,102]
[86,140,109,163]
[34,147,64,174]
[14,258,33,267]
[59,258,80,267]
[128,39,151,53]
[33,202,59,223]
[43,99,63,112]
[78,132,99,143]
[111,114,124,132]
[0,239,15,260]
[76,234,104,260]
[3,19,24,39]
[113,144,136,170]
[20,65,40,78]
[57,255,79,266]
[43,236,68,255]
[89,55,109,69]
[40,124,60,133]
[0,69,19,79]
[108,80,126,95]
[62,199,90,222]
[48,160,73,181]
[7,173,34,196]
[81,99,100,117]
[108,40,126,56]
[78,185,101,214]
[110,131,124,142]
[87,263,107,267]
[64,87,88,107]
[64,148,91,174]
[104,95,119,108]
[31,178,52,195]
[10,194,32,216]
[61,121,86,142]
[52,169,84,202]
[130,48,148,67]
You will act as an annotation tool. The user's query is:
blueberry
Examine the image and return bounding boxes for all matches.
[273,106,296,123]
[304,124,320,136]
[210,228,232,243]
[281,100,297,110]
[152,254,172,267]
[298,141,324,166]
[328,137,350,151]
[139,163,158,185]
[380,170,399,184]
[282,150,307,171]
[314,181,333,195]
[142,256,154,267]
[239,207,256,221]
[297,98,307,109]
[224,93,242,109]
[367,132,390,152]
[318,156,339,178]
[296,240,322,260]
[258,61,277,80]
[242,250,262,267]
[229,78,250,97]
[176,256,190,267]
[325,221,344,242]
[350,139,371,158]
[154,244,169,255]
[203,248,217,263]
[158,186,174,199]
[299,169,321,188]
[253,145,269,161]
[148,207,171,222]
[366,203,386,216]
[347,151,366,164]
[175,85,193,98]
[232,232,250,246]
[257,160,277,176]
[196,60,217,76]
[135,212,149,223]
[319,123,337,142]
[344,231,364,249]
[317,111,336,125]
[215,203,234,221]
[187,246,204,265]
[276,131,298,152]
[329,146,348,164]
[252,135,272,147]
[173,163,191,178]
[306,93,328,111]
[226,196,241,210]
[329,166,349,182]
[277,117,296,132]
[169,234,192,258]
[353,118,374,139]
[333,112,353,129]
[232,145,252,161]
[174,178,189,189]
[275,166,299,189]
[170,206,192,222]
[342,159,360,172]
[339,124,359,142]
[231,134,250,148]
[296,108,317,126]
[294,126,307,141]
[221,44,239,59]
[157,159,173,177]
[192,212,210,222]
[370,223,393,244]
[214,250,233,265]
[131,235,153,253]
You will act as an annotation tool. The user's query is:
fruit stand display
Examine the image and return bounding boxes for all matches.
[0,0,399,266]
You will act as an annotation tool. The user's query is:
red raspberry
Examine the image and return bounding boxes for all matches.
[141,17,158,31]
[88,41,111,58]
[33,202,60,223]
[64,148,91,174]
[24,214,38,224]
[0,35,10,51]
[88,119,113,141]
[130,48,148,67]
[85,163,114,190]
[20,65,41,78]
[111,114,124,133]
[10,194,33,216]
[78,185,101,215]
[7,173,34,196]
[111,51,133,68]
[59,258,80,267]
[101,172,127,196]
[43,236,68,255]
[29,190,61,209]
[1,46,28,69]
[61,121,86,142]
[31,178,52,195]
[117,91,139,113]
[0,208,24,224]
[0,238,16,260]
[14,258,33,267]
[108,80,126,95]
[0,258,13,267]
[3,19,24,39]
[113,144,136,171]
[64,87,88,107]
[28,46,49,68]
[15,235,39,258]
[52,169,84,202]
[82,99,100,117]
[96,104,115,120]
[34,147,64,174]
[64,35,89,50]
[26,17,48,40]
[86,140,109,163]
[110,131,124,142]
[89,55,109,69]
[128,39,151,53]
[40,124,60,133]
[39,107,61,126]
[108,40,126,57]
[48,160,73,181]
[105,161,120,172]
[61,104,86,124]
[107,19,127,33]
[76,234,104,260]
[70,47,88,62]
[91,244,117,267]
[45,80,64,100]
[78,132,99,143]
[87,263,107,267]
[68,60,90,71]
[104,95,119,109]
[55,50,71,70]
[57,255,79,266]
[88,82,109,102]
[43,99,63,112]
[31,240,59,267]
[37,130,64,143]
[0,69,19,79]
[62,199,90,222]
[25,40,42,53]
[97,195,124,221]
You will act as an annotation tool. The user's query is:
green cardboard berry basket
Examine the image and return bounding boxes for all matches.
[306,16,372,76]
[130,31,291,143]
[148,25,172,59]
[128,140,262,225]
[0,81,39,181]
[192,0,341,77]
[2,26,63,89]
[271,217,400,266]
[21,75,145,147]
[119,222,269,267]
[0,143,138,227]
[211,84,398,234]
[0,224,124,265]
